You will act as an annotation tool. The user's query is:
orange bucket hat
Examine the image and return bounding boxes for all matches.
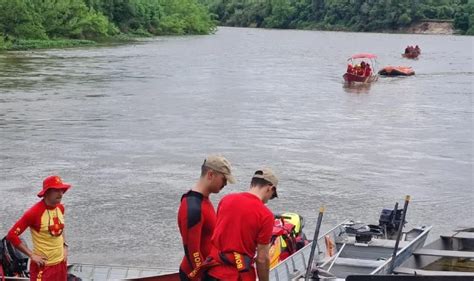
[37,175,71,198]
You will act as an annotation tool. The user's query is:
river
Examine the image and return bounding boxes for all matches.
[0,27,472,269]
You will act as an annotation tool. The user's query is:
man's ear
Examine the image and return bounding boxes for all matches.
[206,170,213,181]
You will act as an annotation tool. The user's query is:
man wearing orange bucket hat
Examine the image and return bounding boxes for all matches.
[6,175,71,281]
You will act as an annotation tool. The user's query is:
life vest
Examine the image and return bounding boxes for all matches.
[270,213,308,269]
[325,235,336,257]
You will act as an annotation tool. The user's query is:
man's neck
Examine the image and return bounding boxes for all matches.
[192,181,210,197]
[247,189,264,202]
[43,199,57,208]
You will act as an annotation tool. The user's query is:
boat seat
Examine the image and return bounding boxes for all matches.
[394,266,474,276]
[334,257,386,268]
[441,232,474,239]
[413,249,474,258]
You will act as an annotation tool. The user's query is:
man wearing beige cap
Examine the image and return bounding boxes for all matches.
[177,155,236,281]
[203,168,278,281]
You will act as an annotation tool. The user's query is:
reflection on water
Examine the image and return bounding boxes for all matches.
[0,27,472,268]
[343,82,373,94]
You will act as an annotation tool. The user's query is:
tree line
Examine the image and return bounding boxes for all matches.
[199,0,473,35]
[1,0,471,50]
[0,0,216,49]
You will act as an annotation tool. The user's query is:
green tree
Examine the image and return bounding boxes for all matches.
[263,0,295,28]
[35,0,112,39]
[0,0,47,39]
[398,13,412,26]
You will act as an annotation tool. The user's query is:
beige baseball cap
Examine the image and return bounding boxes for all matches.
[203,155,236,184]
[252,167,279,197]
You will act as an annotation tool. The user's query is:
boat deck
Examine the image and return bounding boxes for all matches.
[269,222,431,281]
[394,228,474,276]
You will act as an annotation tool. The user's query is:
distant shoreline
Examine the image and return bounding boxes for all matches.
[217,20,458,36]
[401,20,455,35]
[0,21,459,52]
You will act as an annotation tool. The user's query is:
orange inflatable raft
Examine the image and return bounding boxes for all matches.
[378,66,415,76]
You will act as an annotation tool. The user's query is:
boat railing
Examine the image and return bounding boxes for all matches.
[269,222,346,281]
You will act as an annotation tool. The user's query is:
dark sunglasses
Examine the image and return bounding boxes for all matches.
[270,185,278,200]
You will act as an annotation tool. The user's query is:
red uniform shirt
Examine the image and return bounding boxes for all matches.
[7,200,66,266]
[178,190,216,278]
[207,192,273,281]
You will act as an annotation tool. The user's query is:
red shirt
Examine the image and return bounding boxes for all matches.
[177,190,216,277]
[207,192,274,281]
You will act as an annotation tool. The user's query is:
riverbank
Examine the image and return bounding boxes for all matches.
[0,34,145,51]
[303,19,456,35]
[401,20,455,35]
[0,39,96,51]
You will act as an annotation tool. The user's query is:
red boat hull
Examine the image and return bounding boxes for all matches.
[125,272,180,281]
[2,273,181,281]
[343,73,376,83]
[402,52,419,59]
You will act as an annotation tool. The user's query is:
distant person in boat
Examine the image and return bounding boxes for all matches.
[415,45,420,54]
[358,61,366,76]
[202,168,278,281]
[177,155,236,281]
[353,64,360,75]
[364,63,372,77]
[6,175,72,281]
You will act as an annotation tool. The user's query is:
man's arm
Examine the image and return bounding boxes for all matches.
[15,242,47,267]
[6,210,47,266]
[178,195,205,270]
[62,232,68,262]
[255,243,270,281]
[255,209,274,281]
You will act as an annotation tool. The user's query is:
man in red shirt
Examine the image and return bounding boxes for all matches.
[6,175,71,281]
[178,155,236,281]
[205,168,278,281]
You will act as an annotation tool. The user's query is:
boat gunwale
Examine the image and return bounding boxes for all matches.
[370,225,433,275]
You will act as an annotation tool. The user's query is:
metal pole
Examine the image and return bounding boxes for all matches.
[326,243,346,272]
[304,206,325,281]
[389,195,410,273]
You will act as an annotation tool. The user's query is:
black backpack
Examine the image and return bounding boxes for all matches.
[0,237,29,277]
[67,273,82,281]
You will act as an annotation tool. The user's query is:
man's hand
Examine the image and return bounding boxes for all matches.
[63,244,68,262]
[30,253,47,267]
